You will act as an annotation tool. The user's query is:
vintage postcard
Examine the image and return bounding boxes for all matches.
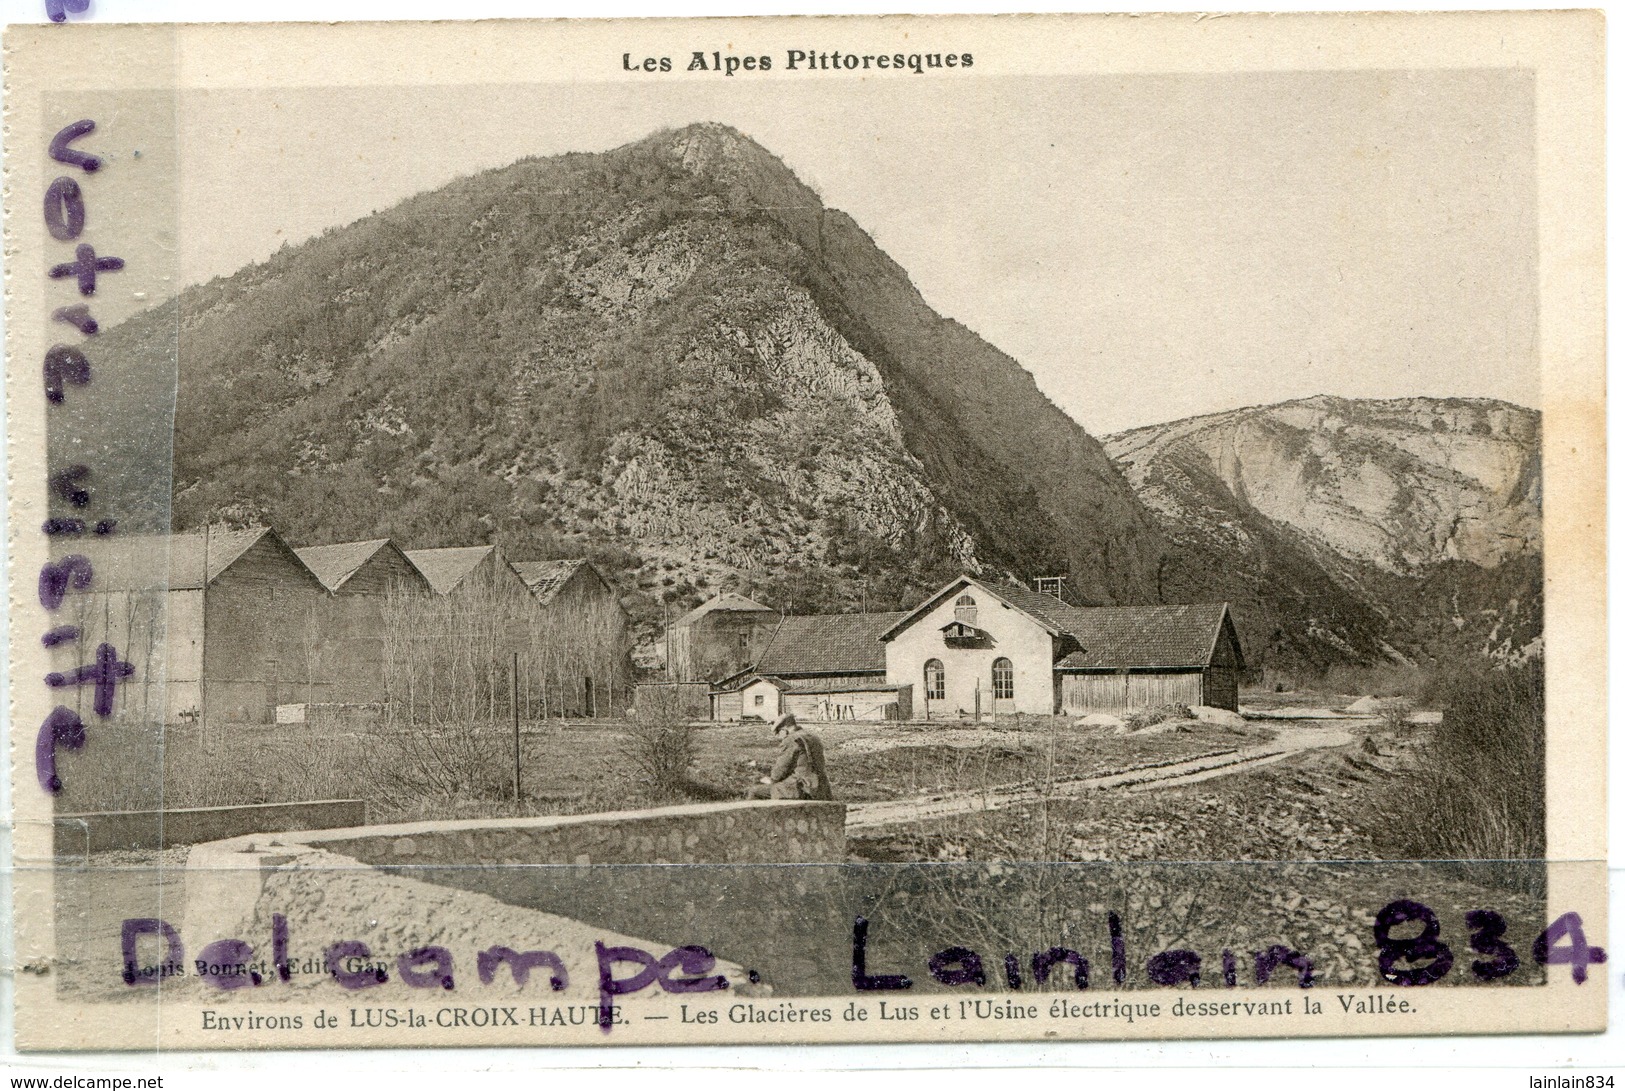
[4,11,1605,1051]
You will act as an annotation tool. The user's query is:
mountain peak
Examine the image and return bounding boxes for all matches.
[630,121,825,214]
[666,120,759,151]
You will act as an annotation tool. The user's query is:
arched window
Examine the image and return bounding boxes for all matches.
[992,657,1014,700]
[954,594,978,626]
[924,658,946,701]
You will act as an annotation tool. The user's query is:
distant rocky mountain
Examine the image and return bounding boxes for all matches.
[1105,396,1543,672]
[77,123,1541,673]
[82,122,1168,635]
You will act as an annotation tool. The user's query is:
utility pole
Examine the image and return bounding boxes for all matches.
[511,650,521,805]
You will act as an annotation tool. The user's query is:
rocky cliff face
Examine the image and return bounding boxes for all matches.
[87,122,1169,630]
[1105,396,1542,671]
[1108,396,1540,574]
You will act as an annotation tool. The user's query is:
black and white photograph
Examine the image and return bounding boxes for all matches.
[5,11,1606,1052]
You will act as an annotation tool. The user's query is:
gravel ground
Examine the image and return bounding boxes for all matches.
[846,723,1549,989]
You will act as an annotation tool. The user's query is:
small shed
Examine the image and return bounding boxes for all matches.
[710,674,789,722]
[709,611,913,723]
[709,673,912,723]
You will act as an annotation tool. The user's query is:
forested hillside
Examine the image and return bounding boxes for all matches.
[83,123,1167,634]
[75,124,1541,672]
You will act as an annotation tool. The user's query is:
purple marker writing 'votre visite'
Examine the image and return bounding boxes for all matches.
[37,117,130,796]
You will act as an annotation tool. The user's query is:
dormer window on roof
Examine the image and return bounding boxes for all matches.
[954,594,978,626]
[940,619,989,647]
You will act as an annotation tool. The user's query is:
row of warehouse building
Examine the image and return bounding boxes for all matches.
[52,524,1244,728]
[52,526,629,726]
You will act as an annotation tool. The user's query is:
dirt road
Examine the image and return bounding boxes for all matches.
[843,723,1355,831]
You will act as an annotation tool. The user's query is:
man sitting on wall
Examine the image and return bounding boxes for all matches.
[746,713,834,801]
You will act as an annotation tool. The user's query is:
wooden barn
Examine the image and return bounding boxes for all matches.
[394,545,628,718]
[66,526,331,724]
[511,557,632,716]
[1050,603,1245,714]
[293,538,433,708]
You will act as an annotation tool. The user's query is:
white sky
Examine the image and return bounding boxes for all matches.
[172,70,1537,435]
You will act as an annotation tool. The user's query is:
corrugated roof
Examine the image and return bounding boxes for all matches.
[1050,603,1234,670]
[404,545,493,594]
[294,539,392,592]
[511,558,585,604]
[755,612,907,675]
[66,526,300,591]
[672,592,777,628]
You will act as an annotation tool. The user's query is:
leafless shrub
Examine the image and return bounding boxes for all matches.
[367,720,514,811]
[1377,697,1414,731]
[618,687,697,803]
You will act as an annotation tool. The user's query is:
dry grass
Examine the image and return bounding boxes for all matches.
[51,719,635,823]
[55,713,1268,828]
[779,719,1245,804]
[1122,703,1192,731]
[1372,658,1544,865]
[851,667,1544,877]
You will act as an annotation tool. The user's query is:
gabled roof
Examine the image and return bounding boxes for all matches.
[404,545,494,594]
[711,671,789,694]
[880,573,1241,671]
[172,526,281,588]
[510,558,591,604]
[879,575,1067,641]
[1051,603,1240,670]
[712,670,907,696]
[672,592,777,628]
[983,582,1077,631]
[294,539,393,592]
[69,526,320,591]
[755,611,908,675]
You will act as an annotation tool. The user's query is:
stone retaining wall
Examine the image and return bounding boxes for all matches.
[185,801,844,944]
[55,799,366,858]
[318,799,845,867]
